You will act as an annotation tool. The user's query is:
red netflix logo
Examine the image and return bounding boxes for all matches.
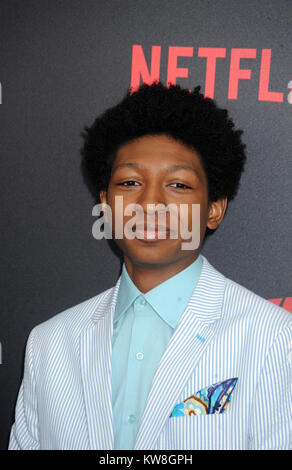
[130,45,290,102]
[269,297,292,313]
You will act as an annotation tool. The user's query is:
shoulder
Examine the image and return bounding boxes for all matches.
[202,255,292,341]
[219,271,292,363]
[29,284,116,346]
[224,275,292,332]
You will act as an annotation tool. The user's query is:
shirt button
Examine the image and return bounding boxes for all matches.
[134,297,144,310]
[136,352,144,360]
[140,298,146,306]
[128,414,136,424]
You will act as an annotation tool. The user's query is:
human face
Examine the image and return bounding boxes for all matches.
[100,134,227,269]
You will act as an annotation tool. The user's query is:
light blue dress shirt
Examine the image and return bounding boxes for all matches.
[111,255,203,450]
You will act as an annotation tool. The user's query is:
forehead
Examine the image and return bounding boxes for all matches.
[113,134,204,171]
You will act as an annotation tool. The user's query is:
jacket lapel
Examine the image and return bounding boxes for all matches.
[79,278,121,450]
[134,256,226,450]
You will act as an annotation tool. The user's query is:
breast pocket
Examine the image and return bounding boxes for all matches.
[158,414,232,450]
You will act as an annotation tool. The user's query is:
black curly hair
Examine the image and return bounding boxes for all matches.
[80,81,246,207]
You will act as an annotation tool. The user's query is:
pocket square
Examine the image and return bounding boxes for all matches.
[170,377,238,417]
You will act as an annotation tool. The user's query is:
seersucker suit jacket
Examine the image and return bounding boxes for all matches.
[9,256,292,450]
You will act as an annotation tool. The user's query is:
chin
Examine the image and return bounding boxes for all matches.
[123,243,183,266]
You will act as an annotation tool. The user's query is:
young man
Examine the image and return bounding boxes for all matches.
[9,82,291,450]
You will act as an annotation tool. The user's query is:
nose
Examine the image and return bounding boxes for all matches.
[131,181,178,233]
[136,182,166,216]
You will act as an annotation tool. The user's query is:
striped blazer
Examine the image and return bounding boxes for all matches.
[9,256,292,450]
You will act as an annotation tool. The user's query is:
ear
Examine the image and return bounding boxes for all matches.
[206,197,228,230]
[99,190,109,222]
[99,189,107,206]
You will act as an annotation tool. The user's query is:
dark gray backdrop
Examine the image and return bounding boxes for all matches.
[1,0,291,450]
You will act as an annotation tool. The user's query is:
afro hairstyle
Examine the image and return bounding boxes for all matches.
[80,81,247,207]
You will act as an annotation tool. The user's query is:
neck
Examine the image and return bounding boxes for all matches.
[123,253,200,293]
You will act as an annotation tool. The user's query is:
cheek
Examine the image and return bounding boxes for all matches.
[106,195,138,238]
[178,201,209,245]
[181,201,207,226]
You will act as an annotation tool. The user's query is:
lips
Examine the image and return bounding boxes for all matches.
[134,223,171,241]
[135,223,170,231]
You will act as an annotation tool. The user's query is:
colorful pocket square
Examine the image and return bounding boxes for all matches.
[170,377,238,417]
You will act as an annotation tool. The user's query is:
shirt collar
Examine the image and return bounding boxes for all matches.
[114,255,203,329]
[114,264,141,326]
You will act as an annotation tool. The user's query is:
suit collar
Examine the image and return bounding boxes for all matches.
[184,254,225,325]
[91,276,121,323]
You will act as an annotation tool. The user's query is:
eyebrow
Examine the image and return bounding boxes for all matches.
[112,162,201,179]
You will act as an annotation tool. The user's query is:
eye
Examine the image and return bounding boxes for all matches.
[169,183,192,189]
[117,180,140,186]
